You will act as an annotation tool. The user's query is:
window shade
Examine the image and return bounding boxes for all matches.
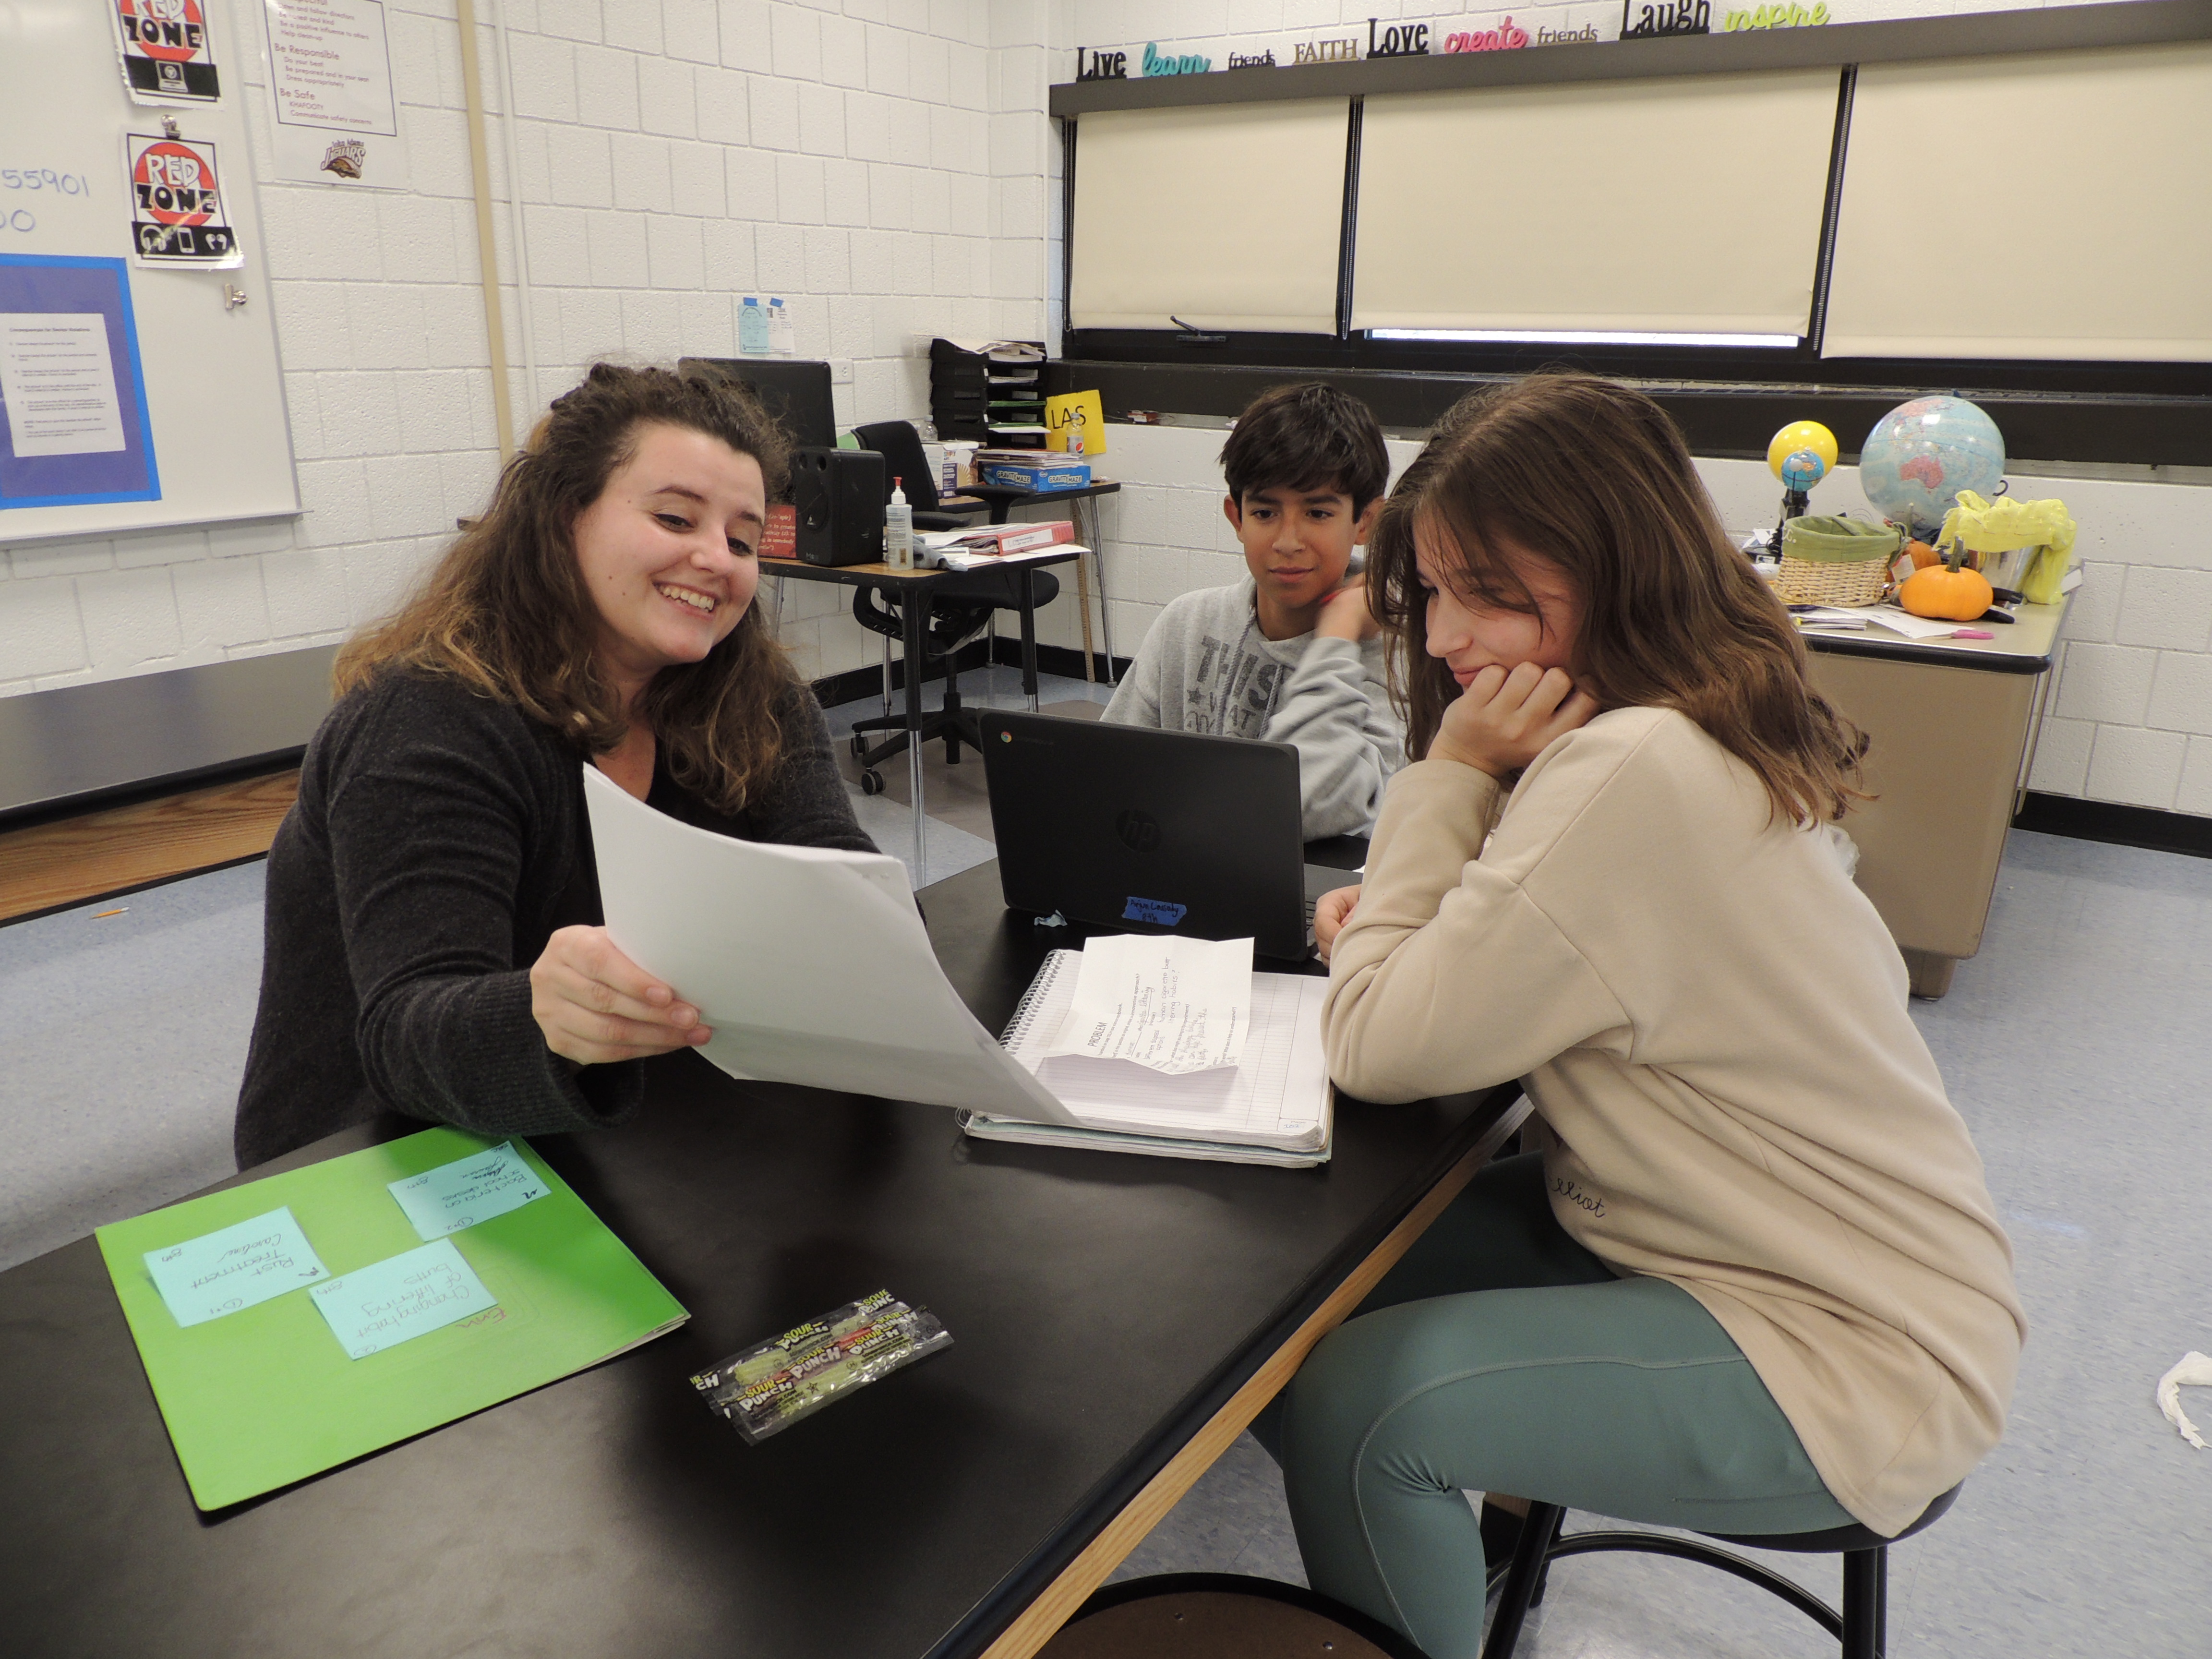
[1824,44,2212,362]
[1351,72,1842,337]
[1068,101,1349,336]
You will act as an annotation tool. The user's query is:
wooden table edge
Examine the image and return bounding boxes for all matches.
[977,1094,1534,1659]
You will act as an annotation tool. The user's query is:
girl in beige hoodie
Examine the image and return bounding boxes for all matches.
[1279,376,2024,1659]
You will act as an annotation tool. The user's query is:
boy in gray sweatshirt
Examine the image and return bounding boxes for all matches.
[1103,383,1402,839]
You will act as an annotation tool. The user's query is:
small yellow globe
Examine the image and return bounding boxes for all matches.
[1768,420,1839,481]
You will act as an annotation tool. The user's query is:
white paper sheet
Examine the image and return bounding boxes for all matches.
[0,315,126,458]
[1044,934,1252,1075]
[2157,1350,2212,1450]
[580,765,1078,1125]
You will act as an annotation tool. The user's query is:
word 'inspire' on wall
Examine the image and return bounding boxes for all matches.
[1443,17,1529,51]
[1142,42,1211,75]
[1724,2,1828,26]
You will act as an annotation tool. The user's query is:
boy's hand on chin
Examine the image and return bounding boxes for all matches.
[1316,576,1382,643]
[1430,663,1600,778]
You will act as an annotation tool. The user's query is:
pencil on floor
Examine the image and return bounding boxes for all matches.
[91,908,129,919]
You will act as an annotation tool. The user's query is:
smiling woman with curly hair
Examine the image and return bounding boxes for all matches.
[234,363,876,1169]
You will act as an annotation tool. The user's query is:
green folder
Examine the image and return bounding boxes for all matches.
[96,1128,688,1510]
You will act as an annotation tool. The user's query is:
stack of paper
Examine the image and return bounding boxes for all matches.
[966,940,1334,1167]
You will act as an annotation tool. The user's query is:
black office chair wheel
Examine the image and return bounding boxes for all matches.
[858,769,884,796]
[850,732,868,759]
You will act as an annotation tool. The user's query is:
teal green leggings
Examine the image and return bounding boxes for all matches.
[1277,1154,1854,1658]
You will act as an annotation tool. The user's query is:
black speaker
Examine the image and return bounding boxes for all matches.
[793,447,885,566]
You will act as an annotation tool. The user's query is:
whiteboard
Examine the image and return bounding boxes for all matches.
[0,0,299,542]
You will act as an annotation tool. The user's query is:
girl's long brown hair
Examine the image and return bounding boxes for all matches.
[1370,373,1867,825]
[335,362,797,815]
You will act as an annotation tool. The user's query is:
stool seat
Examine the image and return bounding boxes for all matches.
[1483,1483,1965,1659]
[1044,1573,1426,1659]
[1705,1479,1960,1553]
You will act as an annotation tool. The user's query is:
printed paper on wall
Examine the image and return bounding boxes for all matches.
[123,133,243,267]
[260,0,411,189]
[110,0,225,105]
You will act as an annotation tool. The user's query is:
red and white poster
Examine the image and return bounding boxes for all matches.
[111,0,224,104]
[123,134,243,267]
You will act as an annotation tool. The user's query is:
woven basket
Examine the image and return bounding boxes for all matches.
[1774,516,1908,607]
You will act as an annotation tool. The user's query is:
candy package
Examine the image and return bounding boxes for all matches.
[689,1290,951,1444]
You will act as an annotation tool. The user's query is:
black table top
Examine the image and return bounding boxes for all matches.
[761,546,1084,586]
[0,860,1514,1659]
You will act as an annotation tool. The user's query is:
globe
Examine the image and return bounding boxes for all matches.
[1859,397,2006,538]
[1779,449,1826,493]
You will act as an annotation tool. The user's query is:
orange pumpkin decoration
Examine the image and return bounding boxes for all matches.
[1899,544,1994,621]
[1906,539,1940,569]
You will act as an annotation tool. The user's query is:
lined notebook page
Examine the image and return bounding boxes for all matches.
[1000,951,1332,1150]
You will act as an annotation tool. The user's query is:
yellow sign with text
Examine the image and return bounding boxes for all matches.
[1044,389,1106,456]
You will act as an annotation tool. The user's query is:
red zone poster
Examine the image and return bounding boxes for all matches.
[124,135,242,267]
[113,0,224,103]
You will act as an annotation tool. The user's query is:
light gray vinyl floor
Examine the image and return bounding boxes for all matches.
[3,699,2207,1656]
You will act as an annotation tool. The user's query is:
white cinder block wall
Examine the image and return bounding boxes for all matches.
[7,0,2204,823]
[1055,0,2212,822]
[0,0,1072,695]
[1079,426,2212,820]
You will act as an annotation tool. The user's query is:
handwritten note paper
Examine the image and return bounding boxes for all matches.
[387,1141,550,1240]
[309,1239,499,1360]
[1046,934,1253,1075]
[144,1206,331,1328]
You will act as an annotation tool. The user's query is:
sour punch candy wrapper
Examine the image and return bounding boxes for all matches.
[690,1290,951,1443]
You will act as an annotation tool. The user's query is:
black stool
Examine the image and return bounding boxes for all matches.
[1482,1484,1962,1659]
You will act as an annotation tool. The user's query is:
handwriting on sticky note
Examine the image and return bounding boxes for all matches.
[308,1239,499,1360]
[144,1206,331,1328]
[387,1141,551,1240]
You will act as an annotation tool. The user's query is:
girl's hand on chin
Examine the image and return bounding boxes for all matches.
[1429,663,1600,778]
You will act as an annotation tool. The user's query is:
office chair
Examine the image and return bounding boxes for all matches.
[851,420,985,530]
[840,420,1061,792]
[844,564,1061,792]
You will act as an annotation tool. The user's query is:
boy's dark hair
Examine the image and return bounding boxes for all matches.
[1220,382,1390,514]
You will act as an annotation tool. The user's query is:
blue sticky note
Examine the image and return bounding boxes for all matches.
[1122,896,1188,925]
[308,1239,499,1361]
[143,1206,331,1328]
[387,1140,551,1240]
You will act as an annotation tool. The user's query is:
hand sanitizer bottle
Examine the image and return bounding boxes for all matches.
[885,477,913,570]
[738,297,768,354]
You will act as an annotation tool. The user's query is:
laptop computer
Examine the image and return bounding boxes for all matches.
[977,711,1352,962]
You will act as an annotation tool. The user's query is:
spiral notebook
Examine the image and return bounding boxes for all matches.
[959,950,1334,1166]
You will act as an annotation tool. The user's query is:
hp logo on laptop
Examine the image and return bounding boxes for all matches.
[1115,809,1161,854]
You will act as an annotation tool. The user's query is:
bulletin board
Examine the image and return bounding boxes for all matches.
[0,0,299,541]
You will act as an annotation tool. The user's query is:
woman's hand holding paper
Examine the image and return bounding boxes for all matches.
[529,925,711,1064]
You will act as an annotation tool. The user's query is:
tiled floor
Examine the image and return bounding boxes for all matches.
[4,708,2208,1655]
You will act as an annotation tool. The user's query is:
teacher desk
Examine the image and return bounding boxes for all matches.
[1802,597,2068,998]
[0,858,1525,1659]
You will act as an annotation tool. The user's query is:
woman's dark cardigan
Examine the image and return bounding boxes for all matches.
[233,669,875,1169]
